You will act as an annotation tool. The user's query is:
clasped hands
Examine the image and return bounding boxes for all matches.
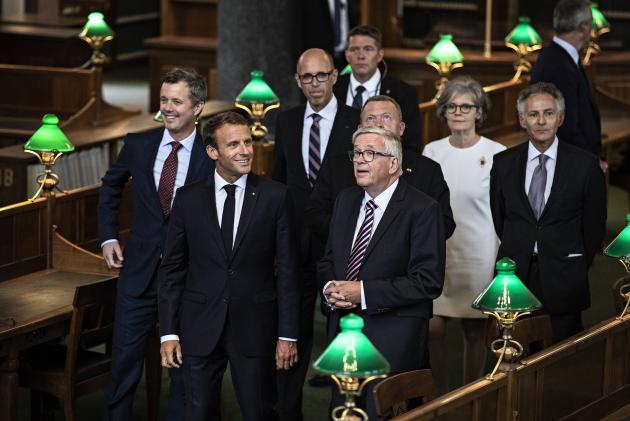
[324,280,361,310]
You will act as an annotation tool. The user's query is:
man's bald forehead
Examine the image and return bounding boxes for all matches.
[296,48,334,73]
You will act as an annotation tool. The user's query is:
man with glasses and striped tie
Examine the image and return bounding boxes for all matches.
[320,126,445,418]
[272,47,359,420]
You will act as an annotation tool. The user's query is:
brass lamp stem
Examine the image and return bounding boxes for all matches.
[24,150,65,200]
[330,374,386,421]
[617,282,630,320]
[484,310,529,379]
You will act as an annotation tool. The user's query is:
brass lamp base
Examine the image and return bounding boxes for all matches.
[484,310,530,379]
[330,374,386,421]
[426,61,463,99]
[24,150,66,200]
[511,57,533,81]
[235,102,280,141]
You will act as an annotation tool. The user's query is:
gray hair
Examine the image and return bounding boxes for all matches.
[162,68,207,107]
[362,95,403,120]
[436,76,490,129]
[352,126,403,176]
[553,0,591,35]
[516,82,566,115]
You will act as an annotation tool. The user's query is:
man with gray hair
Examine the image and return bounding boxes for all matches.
[490,82,606,343]
[532,0,603,169]
[320,126,445,417]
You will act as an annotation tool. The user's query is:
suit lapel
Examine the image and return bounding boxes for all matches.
[540,142,568,220]
[232,174,259,258]
[515,143,538,222]
[184,131,206,184]
[323,106,352,165]
[340,188,364,274]
[363,181,404,261]
[288,106,311,189]
[203,175,226,257]
[379,76,394,97]
[146,129,164,219]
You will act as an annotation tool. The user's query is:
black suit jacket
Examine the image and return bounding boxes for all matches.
[272,103,360,271]
[531,41,601,156]
[306,147,455,259]
[490,140,606,314]
[318,179,445,372]
[333,73,423,151]
[98,128,214,297]
[158,173,300,357]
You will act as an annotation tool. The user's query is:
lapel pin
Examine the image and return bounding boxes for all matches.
[479,156,486,167]
[405,167,412,173]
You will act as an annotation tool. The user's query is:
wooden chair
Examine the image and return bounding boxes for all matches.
[612,274,630,315]
[20,278,116,421]
[486,314,554,356]
[373,369,435,420]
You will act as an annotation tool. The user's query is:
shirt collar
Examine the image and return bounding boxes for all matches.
[553,36,579,66]
[214,171,248,192]
[528,137,559,162]
[304,96,338,121]
[362,178,399,209]
[161,128,197,152]
[350,68,381,94]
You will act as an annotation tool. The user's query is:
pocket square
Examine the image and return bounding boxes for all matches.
[567,253,583,258]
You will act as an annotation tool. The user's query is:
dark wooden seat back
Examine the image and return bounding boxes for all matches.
[612,274,630,314]
[373,369,435,420]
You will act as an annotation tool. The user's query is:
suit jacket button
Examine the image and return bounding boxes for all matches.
[228,269,235,276]
[223,297,228,303]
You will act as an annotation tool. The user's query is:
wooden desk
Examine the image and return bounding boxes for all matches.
[0,270,115,421]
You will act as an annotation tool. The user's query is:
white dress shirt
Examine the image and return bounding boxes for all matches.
[346,68,381,108]
[102,128,196,247]
[323,179,399,310]
[525,138,558,253]
[553,36,580,66]
[302,97,338,179]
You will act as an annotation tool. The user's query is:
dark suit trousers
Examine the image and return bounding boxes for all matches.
[104,279,185,421]
[276,272,317,421]
[183,317,277,421]
[527,258,584,344]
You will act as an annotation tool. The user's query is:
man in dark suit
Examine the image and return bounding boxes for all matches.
[272,47,359,420]
[531,0,604,171]
[306,95,455,251]
[159,111,300,421]
[490,82,606,343]
[98,68,212,420]
[333,24,423,151]
[320,126,445,417]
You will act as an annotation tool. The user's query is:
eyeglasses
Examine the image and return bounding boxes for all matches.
[296,71,334,84]
[348,149,394,162]
[445,103,478,114]
[363,113,394,126]
[346,46,378,55]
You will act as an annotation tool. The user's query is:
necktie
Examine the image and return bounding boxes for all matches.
[527,154,548,220]
[221,184,236,256]
[157,141,182,218]
[352,85,366,110]
[308,114,322,187]
[345,200,377,281]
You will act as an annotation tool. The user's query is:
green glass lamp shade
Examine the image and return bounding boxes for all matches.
[505,17,542,46]
[341,64,352,75]
[79,12,114,39]
[591,3,610,30]
[153,110,163,122]
[426,34,464,64]
[472,257,542,312]
[236,70,279,104]
[313,313,389,377]
[24,114,74,153]
[604,213,630,259]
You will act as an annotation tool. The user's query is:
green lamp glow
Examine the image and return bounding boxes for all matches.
[604,213,630,319]
[313,313,389,377]
[426,34,464,98]
[505,17,542,81]
[153,110,163,122]
[24,114,75,200]
[235,70,280,139]
[473,257,541,379]
[472,257,542,312]
[79,12,115,65]
[341,64,352,76]
[313,314,389,420]
[584,3,610,64]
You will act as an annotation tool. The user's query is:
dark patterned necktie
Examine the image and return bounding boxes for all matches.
[308,113,322,186]
[352,85,366,109]
[345,200,377,281]
[157,141,182,218]
[221,184,236,256]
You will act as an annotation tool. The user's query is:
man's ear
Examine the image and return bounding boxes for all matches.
[194,101,204,118]
[518,113,527,129]
[557,112,565,127]
[206,144,218,160]
[294,74,302,89]
[389,157,399,175]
